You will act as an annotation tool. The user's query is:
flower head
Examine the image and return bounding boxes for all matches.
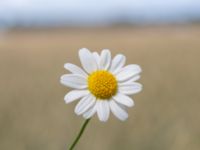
[60,48,142,122]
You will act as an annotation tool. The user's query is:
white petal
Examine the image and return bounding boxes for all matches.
[60,74,87,89]
[93,52,100,68]
[96,100,110,122]
[120,75,141,84]
[118,82,142,95]
[116,64,142,82]
[99,49,111,70]
[83,102,97,119]
[109,54,126,74]
[109,100,128,121]
[75,94,95,115]
[113,93,134,107]
[64,63,88,78]
[64,90,89,104]
[79,48,98,73]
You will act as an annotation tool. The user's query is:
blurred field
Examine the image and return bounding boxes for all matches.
[0,25,200,150]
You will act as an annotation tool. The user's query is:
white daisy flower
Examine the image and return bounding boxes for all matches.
[60,48,142,122]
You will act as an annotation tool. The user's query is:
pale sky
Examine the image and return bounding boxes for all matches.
[0,0,200,27]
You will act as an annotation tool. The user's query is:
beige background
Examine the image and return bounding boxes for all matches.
[0,25,200,150]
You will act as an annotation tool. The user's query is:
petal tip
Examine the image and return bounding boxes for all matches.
[102,48,110,52]
[121,117,128,121]
[100,119,108,122]
[74,108,80,116]
[79,48,90,53]
[64,63,70,69]
[64,99,69,104]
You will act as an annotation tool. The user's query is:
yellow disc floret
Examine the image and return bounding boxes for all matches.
[88,70,117,99]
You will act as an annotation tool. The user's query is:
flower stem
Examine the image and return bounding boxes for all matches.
[69,119,91,150]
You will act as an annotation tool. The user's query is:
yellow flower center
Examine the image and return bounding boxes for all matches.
[88,70,117,99]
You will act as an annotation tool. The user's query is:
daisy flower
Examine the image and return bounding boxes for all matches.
[60,48,142,122]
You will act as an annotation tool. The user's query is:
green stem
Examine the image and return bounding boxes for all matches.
[69,119,91,150]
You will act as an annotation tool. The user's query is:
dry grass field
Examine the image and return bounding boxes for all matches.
[0,25,200,150]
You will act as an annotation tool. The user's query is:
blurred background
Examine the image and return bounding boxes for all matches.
[0,0,200,150]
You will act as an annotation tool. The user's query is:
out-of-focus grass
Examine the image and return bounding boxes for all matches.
[0,25,200,150]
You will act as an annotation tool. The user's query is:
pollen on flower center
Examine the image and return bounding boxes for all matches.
[88,70,117,99]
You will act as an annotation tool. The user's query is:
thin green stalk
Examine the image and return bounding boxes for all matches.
[69,119,91,150]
